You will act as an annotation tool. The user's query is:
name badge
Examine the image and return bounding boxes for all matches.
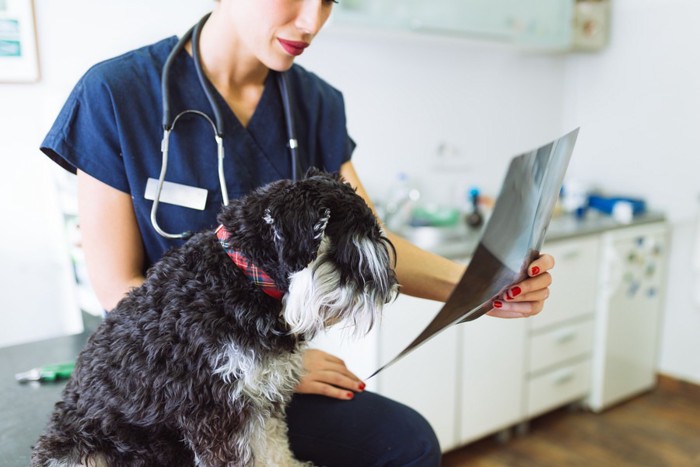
[144,178,208,211]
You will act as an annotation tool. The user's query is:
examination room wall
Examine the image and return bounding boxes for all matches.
[2,0,697,389]
[0,0,565,347]
[559,0,700,385]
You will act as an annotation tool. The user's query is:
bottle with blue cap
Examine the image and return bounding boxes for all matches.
[466,187,483,229]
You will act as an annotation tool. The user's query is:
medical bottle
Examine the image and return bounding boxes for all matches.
[465,187,483,229]
[383,172,420,231]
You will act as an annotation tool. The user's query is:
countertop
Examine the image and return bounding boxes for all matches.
[408,211,667,259]
[0,332,89,466]
[545,211,666,242]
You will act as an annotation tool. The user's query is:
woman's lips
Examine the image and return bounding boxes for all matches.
[278,38,309,56]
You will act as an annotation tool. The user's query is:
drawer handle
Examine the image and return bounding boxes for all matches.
[554,330,577,344]
[553,371,575,385]
[561,249,582,261]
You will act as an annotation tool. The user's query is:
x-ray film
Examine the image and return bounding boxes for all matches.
[369,128,579,378]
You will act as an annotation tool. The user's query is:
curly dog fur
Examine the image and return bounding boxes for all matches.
[32,170,398,467]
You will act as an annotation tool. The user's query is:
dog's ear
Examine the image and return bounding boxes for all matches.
[303,168,346,184]
[304,167,325,179]
[265,206,331,272]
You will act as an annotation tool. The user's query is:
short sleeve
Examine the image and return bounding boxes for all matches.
[319,84,355,172]
[40,67,130,194]
[286,65,356,175]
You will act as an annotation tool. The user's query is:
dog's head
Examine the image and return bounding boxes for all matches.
[218,169,398,338]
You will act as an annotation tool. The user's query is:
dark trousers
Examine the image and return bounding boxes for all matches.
[286,391,442,467]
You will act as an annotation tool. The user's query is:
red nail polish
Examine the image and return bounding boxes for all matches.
[531,266,540,276]
[359,383,366,391]
[493,300,503,308]
[510,286,522,297]
[347,392,354,399]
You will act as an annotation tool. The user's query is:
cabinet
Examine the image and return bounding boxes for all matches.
[332,0,577,50]
[310,220,668,452]
[458,316,525,445]
[524,236,599,418]
[587,223,669,412]
[377,295,460,450]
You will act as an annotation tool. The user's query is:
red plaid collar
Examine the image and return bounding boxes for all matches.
[215,225,284,301]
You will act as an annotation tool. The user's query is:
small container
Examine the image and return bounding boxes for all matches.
[588,195,646,217]
[466,187,483,229]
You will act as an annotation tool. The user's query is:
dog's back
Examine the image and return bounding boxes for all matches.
[32,232,301,466]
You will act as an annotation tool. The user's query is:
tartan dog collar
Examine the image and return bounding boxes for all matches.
[215,225,284,301]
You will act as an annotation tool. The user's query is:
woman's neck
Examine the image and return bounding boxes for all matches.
[186,9,269,127]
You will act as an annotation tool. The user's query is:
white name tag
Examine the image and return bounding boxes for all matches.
[144,178,208,211]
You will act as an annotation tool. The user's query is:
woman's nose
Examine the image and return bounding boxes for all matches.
[295,0,331,36]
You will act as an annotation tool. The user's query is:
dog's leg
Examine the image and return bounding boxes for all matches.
[251,416,314,467]
[181,410,255,467]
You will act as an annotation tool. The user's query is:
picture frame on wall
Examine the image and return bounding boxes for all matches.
[0,0,39,82]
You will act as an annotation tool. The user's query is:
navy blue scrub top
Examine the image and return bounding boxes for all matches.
[41,36,355,270]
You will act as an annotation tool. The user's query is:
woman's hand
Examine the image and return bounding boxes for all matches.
[295,349,366,400]
[486,253,555,319]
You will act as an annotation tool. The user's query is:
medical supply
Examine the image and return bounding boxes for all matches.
[15,362,75,383]
[409,205,460,228]
[153,13,301,239]
[560,179,589,219]
[383,173,421,231]
[465,187,484,229]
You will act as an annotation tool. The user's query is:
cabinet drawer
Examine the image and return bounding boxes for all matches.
[526,360,591,418]
[532,236,600,331]
[528,318,594,374]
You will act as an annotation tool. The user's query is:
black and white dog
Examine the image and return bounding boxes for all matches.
[32,170,398,467]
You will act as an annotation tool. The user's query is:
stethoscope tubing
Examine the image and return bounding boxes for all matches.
[153,13,298,239]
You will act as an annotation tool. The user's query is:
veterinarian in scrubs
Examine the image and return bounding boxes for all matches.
[40,1,555,465]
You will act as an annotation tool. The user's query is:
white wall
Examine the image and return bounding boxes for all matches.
[299,27,566,206]
[1,0,697,386]
[0,1,564,346]
[560,0,700,384]
[0,0,215,346]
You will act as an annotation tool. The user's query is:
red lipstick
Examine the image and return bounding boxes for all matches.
[278,38,309,56]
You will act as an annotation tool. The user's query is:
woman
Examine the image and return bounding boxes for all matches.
[41,1,554,465]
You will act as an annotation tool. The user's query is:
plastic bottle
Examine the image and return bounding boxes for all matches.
[383,172,420,231]
[465,187,483,229]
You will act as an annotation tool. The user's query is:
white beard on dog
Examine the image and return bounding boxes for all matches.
[283,236,395,339]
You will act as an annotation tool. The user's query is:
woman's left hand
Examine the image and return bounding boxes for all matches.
[486,253,555,319]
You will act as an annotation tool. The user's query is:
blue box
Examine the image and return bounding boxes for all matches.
[587,195,647,216]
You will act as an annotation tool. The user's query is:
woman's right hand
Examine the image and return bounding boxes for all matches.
[295,349,366,400]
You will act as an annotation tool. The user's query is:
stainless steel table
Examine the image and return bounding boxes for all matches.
[0,332,89,466]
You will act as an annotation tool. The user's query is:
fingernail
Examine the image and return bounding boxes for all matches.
[510,286,522,298]
[347,392,354,399]
[359,382,366,391]
[531,266,540,276]
[493,300,503,308]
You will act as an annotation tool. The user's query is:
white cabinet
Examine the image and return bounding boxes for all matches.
[530,236,601,331]
[523,236,599,418]
[526,359,591,417]
[528,319,595,374]
[376,295,460,451]
[458,317,525,444]
[587,223,669,412]
[312,220,668,452]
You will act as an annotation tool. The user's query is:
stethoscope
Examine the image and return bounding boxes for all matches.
[152,13,302,239]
